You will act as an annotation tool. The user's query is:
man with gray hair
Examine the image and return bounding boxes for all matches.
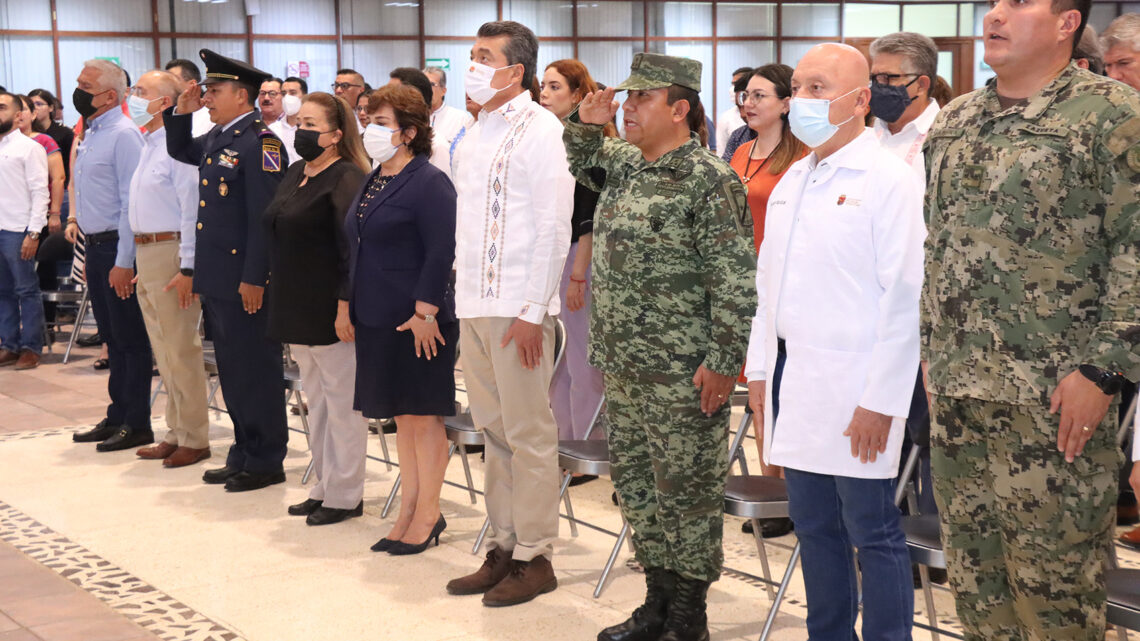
[1104,13,1140,89]
[869,32,941,178]
[125,70,210,468]
[423,65,468,150]
[68,59,154,453]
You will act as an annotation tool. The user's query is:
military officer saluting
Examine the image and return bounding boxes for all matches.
[163,49,290,493]
[566,54,756,641]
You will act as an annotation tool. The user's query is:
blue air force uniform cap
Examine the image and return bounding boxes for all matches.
[199,48,272,87]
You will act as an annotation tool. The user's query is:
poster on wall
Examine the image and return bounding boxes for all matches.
[285,61,310,79]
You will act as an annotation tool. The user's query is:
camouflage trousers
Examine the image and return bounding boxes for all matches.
[604,373,731,582]
[930,395,1122,641]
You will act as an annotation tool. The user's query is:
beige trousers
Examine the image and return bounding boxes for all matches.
[291,341,368,509]
[460,316,559,562]
[134,241,209,449]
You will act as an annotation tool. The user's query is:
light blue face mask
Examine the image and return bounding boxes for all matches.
[127,95,161,128]
[788,87,861,148]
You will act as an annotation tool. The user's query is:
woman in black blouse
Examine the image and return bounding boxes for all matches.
[262,92,371,526]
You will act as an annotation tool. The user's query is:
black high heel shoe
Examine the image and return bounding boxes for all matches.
[387,515,447,556]
[371,537,398,552]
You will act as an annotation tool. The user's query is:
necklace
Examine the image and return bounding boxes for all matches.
[742,139,780,184]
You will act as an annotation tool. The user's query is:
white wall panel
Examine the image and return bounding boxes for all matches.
[340,0,418,36]
[844,3,899,38]
[57,0,150,31]
[716,3,775,37]
[168,38,247,67]
[901,4,956,38]
[781,3,840,37]
[253,0,335,35]
[342,40,420,93]
[716,41,776,116]
[425,40,477,111]
[0,0,52,29]
[253,40,337,93]
[577,1,643,37]
[503,0,573,38]
[58,37,155,124]
[157,0,246,34]
[424,0,496,36]
[0,36,55,95]
[781,40,828,68]
[537,41,575,80]
[650,2,712,37]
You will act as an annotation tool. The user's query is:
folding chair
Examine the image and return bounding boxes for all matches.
[61,287,91,364]
[41,286,85,355]
[897,442,951,641]
[1109,569,1140,640]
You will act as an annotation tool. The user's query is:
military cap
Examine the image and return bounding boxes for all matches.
[614,53,702,93]
[199,48,272,87]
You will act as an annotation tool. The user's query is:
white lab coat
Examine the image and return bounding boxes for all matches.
[744,129,926,479]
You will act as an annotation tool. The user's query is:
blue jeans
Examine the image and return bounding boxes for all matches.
[0,230,44,353]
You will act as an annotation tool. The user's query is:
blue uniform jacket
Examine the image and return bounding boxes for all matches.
[163,107,287,300]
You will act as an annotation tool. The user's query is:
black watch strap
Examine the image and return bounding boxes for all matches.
[180,268,194,277]
[1079,363,1127,395]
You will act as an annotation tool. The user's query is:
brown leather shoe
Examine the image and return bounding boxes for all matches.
[482,555,557,607]
[13,350,39,370]
[164,446,211,468]
[446,547,513,596]
[1120,526,1140,549]
[137,442,178,459]
[0,349,18,367]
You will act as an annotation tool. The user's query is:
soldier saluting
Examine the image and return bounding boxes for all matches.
[564,53,756,641]
[162,49,291,493]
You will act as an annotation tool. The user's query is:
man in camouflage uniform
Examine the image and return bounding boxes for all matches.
[923,0,1140,638]
[565,53,755,641]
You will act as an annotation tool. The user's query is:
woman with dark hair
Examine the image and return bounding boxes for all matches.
[729,63,805,538]
[539,59,611,452]
[28,89,73,203]
[263,92,371,526]
[351,84,457,555]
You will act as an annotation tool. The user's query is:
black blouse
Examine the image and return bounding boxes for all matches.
[263,158,367,345]
[44,122,75,187]
[571,167,605,244]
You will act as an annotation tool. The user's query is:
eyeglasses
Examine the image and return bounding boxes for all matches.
[31,100,50,109]
[331,82,363,91]
[870,72,920,86]
[354,105,368,114]
[735,90,775,107]
[258,91,281,99]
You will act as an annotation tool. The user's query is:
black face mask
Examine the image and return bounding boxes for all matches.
[72,87,103,119]
[294,128,332,162]
[869,78,919,124]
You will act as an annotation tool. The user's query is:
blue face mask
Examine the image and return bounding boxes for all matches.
[788,87,861,148]
[127,95,161,128]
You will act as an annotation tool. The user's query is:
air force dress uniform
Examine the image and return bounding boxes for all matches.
[162,49,290,490]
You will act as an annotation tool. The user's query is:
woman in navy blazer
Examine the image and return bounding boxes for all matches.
[346,85,457,556]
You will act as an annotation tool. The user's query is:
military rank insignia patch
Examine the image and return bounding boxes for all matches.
[262,141,282,173]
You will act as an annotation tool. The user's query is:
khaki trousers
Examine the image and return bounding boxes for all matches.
[460,316,559,561]
[134,241,209,449]
[291,341,368,509]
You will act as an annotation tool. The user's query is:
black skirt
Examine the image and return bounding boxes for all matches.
[353,321,458,418]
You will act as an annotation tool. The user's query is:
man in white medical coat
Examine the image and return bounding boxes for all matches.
[745,43,925,641]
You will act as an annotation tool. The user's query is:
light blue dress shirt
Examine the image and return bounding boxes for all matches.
[73,108,144,268]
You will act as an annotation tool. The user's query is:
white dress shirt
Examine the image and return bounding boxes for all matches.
[268,118,299,165]
[0,131,49,233]
[745,129,926,479]
[715,105,745,155]
[872,98,939,181]
[452,91,574,324]
[127,127,199,270]
[191,107,214,138]
[431,104,468,150]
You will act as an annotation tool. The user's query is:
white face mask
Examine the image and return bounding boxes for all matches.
[465,61,513,106]
[788,87,860,149]
[282,93,302,117]
[127,95,161,128]
[363,123,401,163]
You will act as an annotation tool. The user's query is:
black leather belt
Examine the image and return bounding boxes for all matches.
[85,230,119,245]
[777,338,786,355]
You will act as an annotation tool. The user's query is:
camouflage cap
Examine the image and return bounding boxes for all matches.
[614,53,701,93]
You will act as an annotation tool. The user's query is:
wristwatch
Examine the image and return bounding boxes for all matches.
[1078,364,1129,395]
[180,268,194,277]
[415,311,436,323]
[26,231,39,240]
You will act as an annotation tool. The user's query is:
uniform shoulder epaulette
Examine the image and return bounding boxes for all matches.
[256,121,283,173]
[253,119,275,137]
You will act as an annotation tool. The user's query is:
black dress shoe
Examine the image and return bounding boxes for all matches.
[73,419,118,443]
[568,474,598,487]
[371,537,398,552]
[741,517,794,538]
[224,470,286,492]
[95,426,155,452]
[288,498,322,516]
[76,333,102,348]
[306,501,363,526]
[202,466,242,485]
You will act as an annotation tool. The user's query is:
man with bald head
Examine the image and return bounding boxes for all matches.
[126,70,210,468]
[745,42,924,641]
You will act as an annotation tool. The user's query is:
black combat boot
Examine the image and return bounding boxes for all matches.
[658,574,711,641]
[597,567,675,641]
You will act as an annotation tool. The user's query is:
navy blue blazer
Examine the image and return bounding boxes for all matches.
[345,154,457,329]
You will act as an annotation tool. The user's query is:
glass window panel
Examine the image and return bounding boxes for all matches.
[902,4,957,38]
[716,3,775,37]
[253,41,338,96]
[0,1,52,30]
[577,41,640,90]
[1089,3,1117,33]
[973,2,986,38]
[0,36,55,96]
[426,41,483,111]
[715,41,776,122]
[537,42,576,79]
[578,1,644,38]
[504,0,573,38]
[781,3,840,38]
[58,38,155,123]
[781,40,829,68]
[959,3,975,37]
[648,2,712,38]
[1123,3,1140,15]
[937,50,954,93]
[974,38,995,89]
[340,0,419,36]
[57,0,151,32]
[342,40,420,94]
[158,0,246,34]
[424,0,497,36]
[253,0,336,35]
[169,38,248,67]
[844,3,899,38]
